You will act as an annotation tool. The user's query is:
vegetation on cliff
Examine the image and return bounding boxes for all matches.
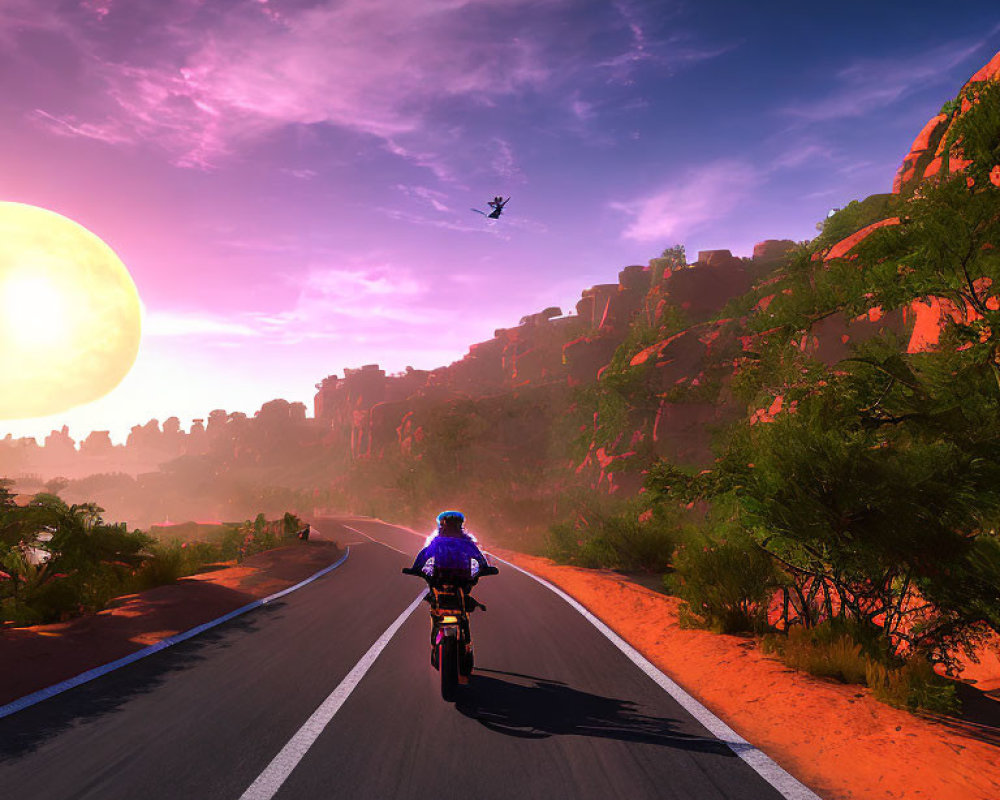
[548,73,1000,713]
[1,49,996,719]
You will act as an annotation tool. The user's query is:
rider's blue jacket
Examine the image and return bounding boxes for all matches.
[411,533,489,579]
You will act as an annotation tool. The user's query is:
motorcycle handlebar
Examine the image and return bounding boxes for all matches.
[401,565,499,577]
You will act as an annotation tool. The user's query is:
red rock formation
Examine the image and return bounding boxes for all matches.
[893,48,1000,194]
[79,431,116,458]
[752,240,796,261]
[903,277,999,354]
[969,49,1000,83]
[824,218,901,261]
[304,236,804,474]
[653,250,753,323]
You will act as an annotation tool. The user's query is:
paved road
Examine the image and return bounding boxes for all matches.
[0,518,816,799]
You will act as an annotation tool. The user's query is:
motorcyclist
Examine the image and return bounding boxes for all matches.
[410,510,490,586]
[409,510,494,669]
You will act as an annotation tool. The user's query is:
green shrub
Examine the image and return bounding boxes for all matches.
[577,536,619,569]
[134,544,187,590]
[588,514,674,572]
[763,623,959,714]
[219,525,244,560]
[773,625,869,684]
[17,580,77,624]
[77,566,133,612]
[939,98,959,116]
[813,193,898,250]
[545,507,676,572]
[546,521,582,563]
[0,499,304,627]
[669,535,778,633]
[21,566,132,623]
[866,658,959,715]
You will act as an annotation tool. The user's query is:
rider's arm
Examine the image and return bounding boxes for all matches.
[410,545,431,572]
[474,550,499,577]
[468,542,492,571]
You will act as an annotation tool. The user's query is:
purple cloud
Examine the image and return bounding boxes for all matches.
[612,160,760,242]
[783,37,995,122]
[22,0,555,169]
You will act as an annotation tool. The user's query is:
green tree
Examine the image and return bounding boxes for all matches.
[648,87,1000,666]
[854,175,1000,391]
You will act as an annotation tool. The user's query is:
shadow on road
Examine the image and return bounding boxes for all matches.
[455,668,736,756]
[0,602,285,760]
[927,682,1000,747]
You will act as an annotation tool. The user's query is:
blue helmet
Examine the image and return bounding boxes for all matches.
[436,510,465,529]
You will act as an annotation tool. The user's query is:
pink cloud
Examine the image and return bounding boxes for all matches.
[281,168,318,180]
[81,0,113,19]
[598,1,733,82]
[0,1,71,47]
[770,143,835,170]
[570,99,596,121]
[35,0,553,169]
[378,206,503,235]
[32,109,132,145]
[382,140,456,183]
[144,311,261,338]
[145,263,435,349]
[490,138,525,182]
[397,185,452,213]
[271,264,435,336]
[612,160,759,242]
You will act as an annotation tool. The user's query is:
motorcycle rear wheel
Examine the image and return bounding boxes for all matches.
[439,639,459,701]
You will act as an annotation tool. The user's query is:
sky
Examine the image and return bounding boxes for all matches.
[1,0,999,444]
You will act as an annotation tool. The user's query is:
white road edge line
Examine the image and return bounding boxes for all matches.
[340,524,409,555]
[330,520,821,798]
[0,548,352,721]
[495,557,823,800]
[239,590,426,800]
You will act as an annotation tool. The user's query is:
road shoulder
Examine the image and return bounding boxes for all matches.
[0,541,343,707]
[495,548,1000,800]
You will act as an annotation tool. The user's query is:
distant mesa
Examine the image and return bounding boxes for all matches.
[751,240,796,263]
[0,231,830,483]
[306,237,803,463]
[4,50,998,501]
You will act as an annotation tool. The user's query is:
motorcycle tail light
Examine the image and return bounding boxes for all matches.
[440,615,459,623]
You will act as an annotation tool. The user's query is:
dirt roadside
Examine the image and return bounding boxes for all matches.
[493,549,1000,800]
[0,540,343,707]
[3,531,998,799]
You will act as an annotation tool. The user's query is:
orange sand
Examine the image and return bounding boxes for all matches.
[497,550,1000,800]
[5,534,997,799]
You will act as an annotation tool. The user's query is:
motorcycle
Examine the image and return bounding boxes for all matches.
[402,559,499,700]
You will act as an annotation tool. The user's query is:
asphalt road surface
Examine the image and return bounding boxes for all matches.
[0,518,819,800]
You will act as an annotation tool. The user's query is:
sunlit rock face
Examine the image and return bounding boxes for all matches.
[656,250,753,324]
[307,238,808,476]
[893,49,1000,194]
[817,48,1000,361]
[591,45,999,479]
[15,55,1000,494]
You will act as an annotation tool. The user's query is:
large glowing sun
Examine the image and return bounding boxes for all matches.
[0,202,141,419]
